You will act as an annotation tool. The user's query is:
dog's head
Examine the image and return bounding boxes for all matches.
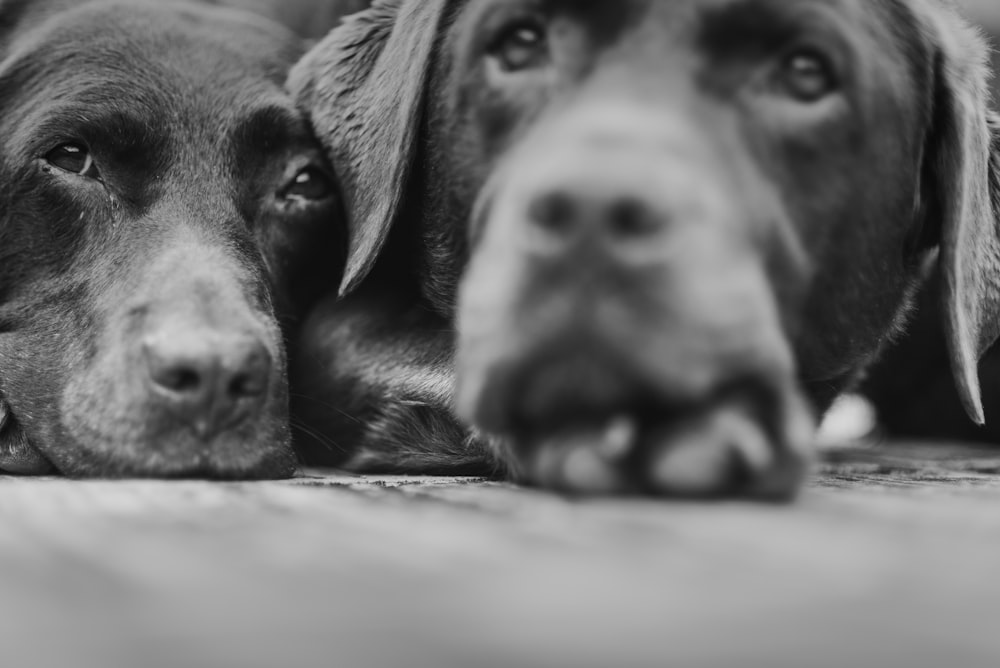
[294,0,1000,496]
[0,0,343,477]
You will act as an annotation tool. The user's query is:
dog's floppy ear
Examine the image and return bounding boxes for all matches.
[919,5,1000,425]
[289,0,452,296]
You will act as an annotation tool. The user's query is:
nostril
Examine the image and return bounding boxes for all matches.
[529,191,577,235]
[228,369,266,399]
[155,366,203,395]
[607,197,659,238]
[143,339,216,405]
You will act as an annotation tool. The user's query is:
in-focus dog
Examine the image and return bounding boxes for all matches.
[292,0,1000,498]
[0,0,344,477]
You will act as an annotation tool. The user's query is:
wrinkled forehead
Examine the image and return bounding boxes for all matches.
[456,0,925,72]
[458,0,903,31]
[0,2,308,159]
[6,2,303,79]
[0,3,303,113]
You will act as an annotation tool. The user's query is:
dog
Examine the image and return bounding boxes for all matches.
[0,0,344,477]
[290,0,1000,497]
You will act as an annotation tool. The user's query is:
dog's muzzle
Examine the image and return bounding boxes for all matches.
[456,104,814,497]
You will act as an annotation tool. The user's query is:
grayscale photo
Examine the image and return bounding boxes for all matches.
[2,0,999,666]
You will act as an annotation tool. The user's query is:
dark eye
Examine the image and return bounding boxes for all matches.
[488,20,549,73]
[45,143,100,179]
[779,50,837,102]
[281,166,334,203]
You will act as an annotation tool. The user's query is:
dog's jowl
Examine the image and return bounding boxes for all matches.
[293,0,1000,497]
[0,0,343,477]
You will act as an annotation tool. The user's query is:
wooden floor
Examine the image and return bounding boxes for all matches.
[2,441,999,668]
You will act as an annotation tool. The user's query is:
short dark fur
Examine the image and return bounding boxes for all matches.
[291,0,1000,495]
[0,0,344,477]
[193,0,370,39]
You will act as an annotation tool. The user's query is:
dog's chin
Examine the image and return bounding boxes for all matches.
[44,424,297,480]
[46,396,297,480]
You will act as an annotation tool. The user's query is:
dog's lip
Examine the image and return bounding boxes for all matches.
[49,437,297,480]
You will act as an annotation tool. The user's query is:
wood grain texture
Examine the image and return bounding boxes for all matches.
[1,442,999,668]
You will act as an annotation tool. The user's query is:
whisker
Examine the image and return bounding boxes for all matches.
[288,393,364,424]
[290,417,346,454]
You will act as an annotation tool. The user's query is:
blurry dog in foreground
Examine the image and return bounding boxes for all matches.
[292,0,1000,498]
[0,0,343,477]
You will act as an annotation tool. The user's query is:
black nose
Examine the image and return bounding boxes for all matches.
[527,189,665,251]
[143,331,271,438]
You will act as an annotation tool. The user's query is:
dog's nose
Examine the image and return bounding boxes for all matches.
[528,189,663,246]
[143,331,271,438]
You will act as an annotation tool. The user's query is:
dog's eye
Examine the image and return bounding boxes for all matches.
[281,167,334,203]
[489,21,549,72]
[45,143,100,179]
[778,50,838,102]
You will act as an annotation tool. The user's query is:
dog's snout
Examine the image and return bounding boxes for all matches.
[506,116,736,267]
[143,331,271,438]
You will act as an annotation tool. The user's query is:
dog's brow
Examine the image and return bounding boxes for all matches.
[698,0,837,58]
[33,106,167,158]
[473,0,635,37]
[230,105,301,152]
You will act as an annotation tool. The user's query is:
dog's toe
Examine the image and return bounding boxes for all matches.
[0,402,52,475]
[643,404,771,498]
[644,399,810,500]
[522,418,638,495]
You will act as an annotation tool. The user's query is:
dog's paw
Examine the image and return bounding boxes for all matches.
[518,418,639,495]
[640,397,812,500]
[0,400,52,475]
[514,393,814,500]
